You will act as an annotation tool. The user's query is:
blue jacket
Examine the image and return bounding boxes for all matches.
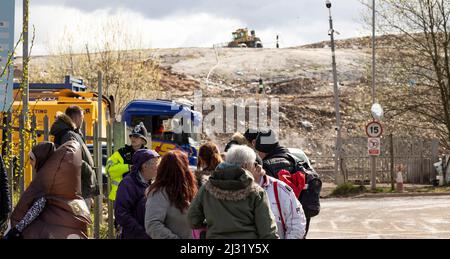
[114,169,150,239]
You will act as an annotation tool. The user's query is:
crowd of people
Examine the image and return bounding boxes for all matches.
[0,105,318,239]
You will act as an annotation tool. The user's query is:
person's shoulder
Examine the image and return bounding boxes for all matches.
[67,130,80,139]
[262,156,291,175]
[148,187,166,198]
[249,182,268,199]
[118,145,130,151]
[118,173,135,188]
[148,188,170,204]
[269,176,294,195]
[118,145,133,153]
[195,184,207,197]
[263,154,290,165]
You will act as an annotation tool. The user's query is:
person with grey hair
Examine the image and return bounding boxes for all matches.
[115,149,160,239]
[226,145,306,239]
[224,144,256,167]
[188,151,278,239]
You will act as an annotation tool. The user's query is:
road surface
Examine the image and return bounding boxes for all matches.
[308,196,450,239]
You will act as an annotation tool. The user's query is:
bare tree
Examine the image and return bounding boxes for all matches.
[30,17,161,116]
[364,0,450,150]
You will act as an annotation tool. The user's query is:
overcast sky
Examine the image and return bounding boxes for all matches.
[10,0,371,55]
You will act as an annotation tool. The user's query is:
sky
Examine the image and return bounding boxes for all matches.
[9,0,371,55]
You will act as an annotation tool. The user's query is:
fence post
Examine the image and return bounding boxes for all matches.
[1,114,6,156]
[113,121,127,149]
[361,157,366,185]
[82,121,87,139]
[419,139,424,184]
[390,134,395,190]
[106,122,114,239]
[93,122,100,239]
[340,158,348,183]
[4,112,14,210]
[94,71,104,239]
[431,139,439,180]
[19,115,24,194]
[31,114,37,148]
[43,115,49,141]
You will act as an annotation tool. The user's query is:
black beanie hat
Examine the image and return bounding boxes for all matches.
[255,130,279,154]
[244,128,259,142]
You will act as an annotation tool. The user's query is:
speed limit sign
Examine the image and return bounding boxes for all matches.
[366,121,383,138]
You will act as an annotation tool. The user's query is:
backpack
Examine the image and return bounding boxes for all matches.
[277,153,322,218]
[73,132,100,198]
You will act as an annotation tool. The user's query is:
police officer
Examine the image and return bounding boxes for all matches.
[106,122,149,201]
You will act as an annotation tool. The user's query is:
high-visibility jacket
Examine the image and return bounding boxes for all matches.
[106,145,145,201]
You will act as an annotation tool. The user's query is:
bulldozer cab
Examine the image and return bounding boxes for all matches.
[229,28,263,48]
[232,28,249,41]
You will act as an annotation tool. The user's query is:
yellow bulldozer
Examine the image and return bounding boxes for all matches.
[227,28,263,48]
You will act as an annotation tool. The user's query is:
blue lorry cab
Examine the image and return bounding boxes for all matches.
[122,100,202,166]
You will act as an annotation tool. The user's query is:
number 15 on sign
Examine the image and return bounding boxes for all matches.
[366,121,383,138]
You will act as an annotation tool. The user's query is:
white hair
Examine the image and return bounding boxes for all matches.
[225,145,256,168]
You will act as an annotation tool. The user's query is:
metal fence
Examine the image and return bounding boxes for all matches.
[309,135,440,184]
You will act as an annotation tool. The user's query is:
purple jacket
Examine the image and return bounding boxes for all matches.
[114,170,150,239]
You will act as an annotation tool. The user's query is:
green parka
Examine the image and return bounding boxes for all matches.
[188,163,279,239]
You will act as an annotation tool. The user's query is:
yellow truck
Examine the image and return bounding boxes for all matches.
[0,76,112,188]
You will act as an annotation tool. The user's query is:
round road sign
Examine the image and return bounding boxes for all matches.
[366,121,383,138]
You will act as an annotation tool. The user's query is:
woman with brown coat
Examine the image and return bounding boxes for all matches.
[6,141,91,239]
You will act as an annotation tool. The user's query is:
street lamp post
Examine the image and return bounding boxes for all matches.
[326,0,343,185]
[20,0,30,194]
[371,0,377,191]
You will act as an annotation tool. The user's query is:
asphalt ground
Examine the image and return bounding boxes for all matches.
[308,196,450,239]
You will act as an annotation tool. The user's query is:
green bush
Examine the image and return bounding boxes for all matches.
[331,183,367,196]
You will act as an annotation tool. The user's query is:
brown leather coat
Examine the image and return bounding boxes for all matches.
[11,141,92,239]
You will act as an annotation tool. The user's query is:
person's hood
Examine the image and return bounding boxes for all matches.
[31,142,56,172]
[205,162,261,201]
[50,112,76,136]
[131,149,160,175]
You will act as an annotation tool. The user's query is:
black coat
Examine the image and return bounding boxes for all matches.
[0,154,11,227]
[262,145,294,178]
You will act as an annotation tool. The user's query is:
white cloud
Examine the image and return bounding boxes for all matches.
[14,5,245,55]
[12,0,369,55]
